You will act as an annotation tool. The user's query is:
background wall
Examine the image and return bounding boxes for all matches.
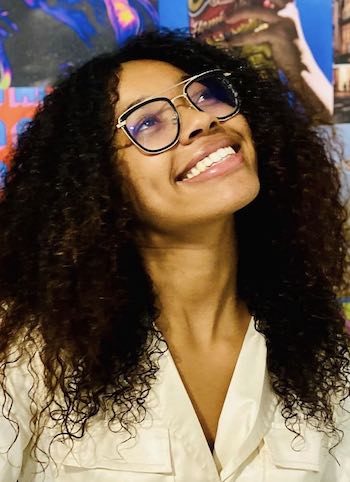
[0,0,349,326]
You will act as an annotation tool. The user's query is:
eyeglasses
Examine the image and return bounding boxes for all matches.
[115,69,240,154]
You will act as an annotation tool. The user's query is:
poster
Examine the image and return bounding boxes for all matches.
[334,0,350,123]
[0,87,48,186]
[0,1,159,88]
[188,0,333,124]
[333,124,350,328]
[0,0,159,183]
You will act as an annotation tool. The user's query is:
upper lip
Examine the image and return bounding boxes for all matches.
[175,136,242,181]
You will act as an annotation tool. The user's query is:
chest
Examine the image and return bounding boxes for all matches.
[172,347,239,452]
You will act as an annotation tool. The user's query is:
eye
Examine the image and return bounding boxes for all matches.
[139,116,158,131]
[197,87,215,103]
[126,101,175,139]
[131,115,161,136]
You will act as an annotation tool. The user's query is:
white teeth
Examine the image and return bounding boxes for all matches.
[209,151,219,163]
[183,146,236,180]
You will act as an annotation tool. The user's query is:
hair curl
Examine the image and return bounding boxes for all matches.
[0,30,350,467]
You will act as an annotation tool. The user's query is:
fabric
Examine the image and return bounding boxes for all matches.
[1,317,349,481]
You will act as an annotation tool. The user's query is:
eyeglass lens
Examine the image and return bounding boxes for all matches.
[124,73,239,152]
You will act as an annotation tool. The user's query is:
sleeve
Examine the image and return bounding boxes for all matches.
[321,395,350,481]
[0,359,33,482]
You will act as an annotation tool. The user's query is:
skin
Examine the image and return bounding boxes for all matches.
[115,59,260,354]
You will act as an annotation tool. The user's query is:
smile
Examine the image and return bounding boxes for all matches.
[183,146,236,180]
[178,144,243,183]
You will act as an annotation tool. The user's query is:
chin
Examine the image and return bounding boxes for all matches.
[221,176,260,215]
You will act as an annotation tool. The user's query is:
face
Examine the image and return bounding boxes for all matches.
[114,59,259,239]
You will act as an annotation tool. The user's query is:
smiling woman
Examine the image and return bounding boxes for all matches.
[0,30,349,482]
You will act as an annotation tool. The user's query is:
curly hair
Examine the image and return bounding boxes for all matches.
[0,30,349,467]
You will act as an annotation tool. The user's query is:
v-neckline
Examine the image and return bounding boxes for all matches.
[156,315,277,479]
[165,317,254,445]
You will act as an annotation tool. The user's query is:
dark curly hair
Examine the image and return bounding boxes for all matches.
[0,30,349,467]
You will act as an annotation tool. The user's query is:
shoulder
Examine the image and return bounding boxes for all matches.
[0,331,46,422]
[0,338,39,476]
[320,393,350,479]
[265,384,350,477]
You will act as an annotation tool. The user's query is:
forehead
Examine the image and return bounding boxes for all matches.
[116,60,187,115]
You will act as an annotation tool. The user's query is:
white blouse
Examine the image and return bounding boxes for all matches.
[1,317,349,481]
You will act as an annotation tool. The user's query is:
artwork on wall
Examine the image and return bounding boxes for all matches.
[0,0,159,182]
[333,1,350,323]
[0,87,48,186]
[334,0,350,123]
[0,0,159,88]
[188,0,333,124]
[334,123,350,328]
[0,0,341,185]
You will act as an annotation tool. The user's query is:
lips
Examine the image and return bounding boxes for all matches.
[176,139,242,182]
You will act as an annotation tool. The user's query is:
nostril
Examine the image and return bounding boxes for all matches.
[189,128,204,139]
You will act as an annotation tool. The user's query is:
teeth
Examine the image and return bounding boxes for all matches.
[196,162,206,173]
[209,151,220,163]
[183,146,236,180]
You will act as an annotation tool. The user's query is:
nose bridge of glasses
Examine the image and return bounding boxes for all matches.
[170,92,195,110]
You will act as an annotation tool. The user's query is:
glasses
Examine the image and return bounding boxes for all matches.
[115,69,240,154]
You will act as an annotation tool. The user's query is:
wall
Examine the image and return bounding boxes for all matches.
[0,0,349,322]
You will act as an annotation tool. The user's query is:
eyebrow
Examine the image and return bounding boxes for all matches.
[123,74,190,112]
[125,96,147,112]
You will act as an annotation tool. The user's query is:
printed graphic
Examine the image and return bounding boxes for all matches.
[0,87,48,184]
[0,0,159,87]
[335,123,350,328]
[189,0,333,124]
[335,123,350,205]
[334,0,350,123]
[0,0,159,189]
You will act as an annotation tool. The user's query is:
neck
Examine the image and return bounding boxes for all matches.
[139,218,250,349]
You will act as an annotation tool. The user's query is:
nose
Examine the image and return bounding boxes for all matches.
[174,96,221,145]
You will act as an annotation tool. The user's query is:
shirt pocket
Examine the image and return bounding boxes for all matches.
[50,422,174,481]
[262,424,326,481]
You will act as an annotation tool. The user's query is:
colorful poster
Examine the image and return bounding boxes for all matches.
[335,123,350,328]
[188,0,333,124]
[334,0,350,123]
[0,87,48,185]
[0,0,159,88]
[0,0,159,185]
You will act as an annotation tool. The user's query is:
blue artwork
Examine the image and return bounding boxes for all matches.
[0,0,159,87]
[0,160,7,189]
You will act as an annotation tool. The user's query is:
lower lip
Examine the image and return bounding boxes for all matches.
[179,151,244,184]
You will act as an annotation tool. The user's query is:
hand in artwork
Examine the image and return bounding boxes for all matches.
[221,0,332,123]
[224,3,302,83]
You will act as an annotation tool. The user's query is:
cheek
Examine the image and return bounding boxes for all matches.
[231,118,256,162]
[116,150,171,221]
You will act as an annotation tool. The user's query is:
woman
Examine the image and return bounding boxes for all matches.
[0,30,349,481]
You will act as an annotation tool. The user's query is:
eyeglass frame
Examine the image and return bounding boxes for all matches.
[115,69,240,154]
